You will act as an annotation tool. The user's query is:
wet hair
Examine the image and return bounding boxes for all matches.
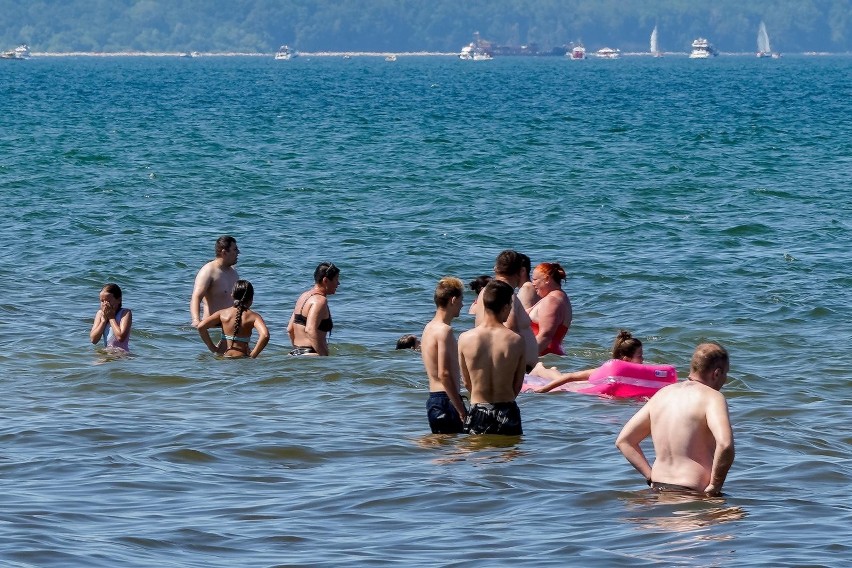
[215,235,237,257]
[520,254,532,281]
[434,277,464,308]
[101,283,123,309]
[534,262,567,286]
[690,342,729,376]
[481,280,514,314]
[232,280,254,337]
[396,334,419,350]
[612,330,642,360]
[469,275,492,295]
[494,250,523,278]
[314,262,340,284]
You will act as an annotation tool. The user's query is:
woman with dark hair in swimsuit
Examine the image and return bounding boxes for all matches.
[198,280,269,358]
[287,262,340,356]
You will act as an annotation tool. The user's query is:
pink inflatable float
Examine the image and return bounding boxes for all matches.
[522,359,677,398]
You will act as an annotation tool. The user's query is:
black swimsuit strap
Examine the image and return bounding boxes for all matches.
[297,292,327,316]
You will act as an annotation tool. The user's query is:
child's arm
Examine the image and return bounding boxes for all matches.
[90,310,107,344]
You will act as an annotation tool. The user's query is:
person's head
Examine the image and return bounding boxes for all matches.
[232,280,254,308]
[494,250,523,286]
[481,280,514,322]
[469,275,492,295]
[434,277,464,316]
[100,283,122,310]
[519,254,532,283]
[396,334,420,350]
[314,262,341,294]
[612,329,643,363]
[231,280,253,334]
[215,235,239,265]
[690,342,730,390]
[532,262,567,295]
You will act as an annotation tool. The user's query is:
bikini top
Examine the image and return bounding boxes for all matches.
[293,293,333,333]
[223,334,250,344]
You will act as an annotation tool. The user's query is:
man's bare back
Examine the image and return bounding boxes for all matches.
[474,289,538,371]
[616,342,734,495]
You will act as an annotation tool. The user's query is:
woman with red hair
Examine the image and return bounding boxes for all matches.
[528,262,572,356]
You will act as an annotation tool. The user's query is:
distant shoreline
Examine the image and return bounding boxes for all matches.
[19,50,850,58]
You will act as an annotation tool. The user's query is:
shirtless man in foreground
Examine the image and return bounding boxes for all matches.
[421,277,467,433]
[474,250,539,373]
[190,236,240,351]
[616,342,734,496]
[460,280,526,435]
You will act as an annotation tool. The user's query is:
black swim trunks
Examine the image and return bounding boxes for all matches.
[289,346,317,356]
[464,401,523,435]
[426,392,465,434]
[650,481,697,492]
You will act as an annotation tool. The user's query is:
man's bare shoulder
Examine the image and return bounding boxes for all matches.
[423,319,453,340]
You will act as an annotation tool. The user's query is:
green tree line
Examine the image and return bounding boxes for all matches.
[1,0,849,53]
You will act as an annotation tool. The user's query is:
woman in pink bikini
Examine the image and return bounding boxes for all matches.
[527,262,572,356]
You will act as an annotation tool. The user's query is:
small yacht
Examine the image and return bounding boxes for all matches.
[689,38,718,58]
[459,43,492,60]
[595,47,620,59]
[568,44,586,60]
[274,45,298,60]
[385,54,397,62]
[1,44,30,60]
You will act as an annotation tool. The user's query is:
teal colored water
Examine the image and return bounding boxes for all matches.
[1,55,851,566]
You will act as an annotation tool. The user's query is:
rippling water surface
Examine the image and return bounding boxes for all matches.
[1,54,851,566]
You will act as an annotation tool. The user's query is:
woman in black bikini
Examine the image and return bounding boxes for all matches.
[198,280,270,358]
[287,262,340,356]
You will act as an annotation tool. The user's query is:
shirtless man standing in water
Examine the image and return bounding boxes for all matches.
[190,236,240,352]
[421,277,467,433]
[474,250,539,373]
[460,280,526,435]
[616,342,734,495]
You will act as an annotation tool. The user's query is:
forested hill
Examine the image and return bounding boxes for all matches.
[1,0,849,54]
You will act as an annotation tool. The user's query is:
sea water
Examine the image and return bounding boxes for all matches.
[0,54,850,566]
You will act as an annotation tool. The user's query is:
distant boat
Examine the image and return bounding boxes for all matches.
[0,44,30,60]
[385,54,397,62]
[567,43,586,60]
[689,37,718,58]
[756,22,780,58]
[594,47,620,59]
[274,45,298,60]
[459,42,492,60]
[650,26,662,57]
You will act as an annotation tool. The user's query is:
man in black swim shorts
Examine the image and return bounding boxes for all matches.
[459,280,526,436]
[420,277,467,433]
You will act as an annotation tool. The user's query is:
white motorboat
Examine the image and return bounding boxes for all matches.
[385,54,397,62]
[595,47,620,59]
[566,43,586,60]
[459,43,492,60]
[274,45,298,60]
[689,38,717,58]
[1,44,30,60]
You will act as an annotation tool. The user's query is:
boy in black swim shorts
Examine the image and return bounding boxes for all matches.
[420,277,467,433]
[459,280,526,436]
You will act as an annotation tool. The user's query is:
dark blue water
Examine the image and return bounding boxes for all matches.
[1,54,850,566]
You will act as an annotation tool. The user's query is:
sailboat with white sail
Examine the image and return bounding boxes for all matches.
[756,21,779,58]
[650,26,662,57]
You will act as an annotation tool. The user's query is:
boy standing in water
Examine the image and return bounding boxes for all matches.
[616,342,734,495]
[459,280,526,435]
[421,277,467,433]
